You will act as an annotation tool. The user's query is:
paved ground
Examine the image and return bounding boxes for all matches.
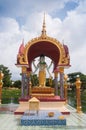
[0,104,86,130]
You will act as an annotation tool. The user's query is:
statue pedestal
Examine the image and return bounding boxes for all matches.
[31,86,54,98]
[14,86,70,115]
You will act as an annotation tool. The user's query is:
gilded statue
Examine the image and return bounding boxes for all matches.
[32,54,53,87]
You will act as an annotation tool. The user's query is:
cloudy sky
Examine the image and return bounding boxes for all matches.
[0,0,86,80]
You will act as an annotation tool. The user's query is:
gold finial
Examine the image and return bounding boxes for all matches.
[41,12,46,37]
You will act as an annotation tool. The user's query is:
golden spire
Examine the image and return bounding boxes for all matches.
[41,13,46,37]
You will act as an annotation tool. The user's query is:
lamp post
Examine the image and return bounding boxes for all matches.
[75,75,82,113]
[64,74,68,104]
[0,71,4,104]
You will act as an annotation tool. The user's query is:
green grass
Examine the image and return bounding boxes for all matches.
[2,88,21,104]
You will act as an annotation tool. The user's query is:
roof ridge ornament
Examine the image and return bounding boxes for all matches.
[41,12,47,38]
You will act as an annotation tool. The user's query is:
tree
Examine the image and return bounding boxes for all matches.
[68,72,86,90]
[31,74,39,86]
[68,72,81,83]
[0,64,12,87]
[13,80,21,89]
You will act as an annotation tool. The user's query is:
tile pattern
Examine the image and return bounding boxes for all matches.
[21,110,66,126]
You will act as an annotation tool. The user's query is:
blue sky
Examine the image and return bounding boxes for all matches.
[0,0,86,80]
[0,0,78,21]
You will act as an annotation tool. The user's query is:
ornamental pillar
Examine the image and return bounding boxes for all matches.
[64,74,68,104]
[75,77,82,113]
[59,67,64,99]
[21,66,27,98]
[25,73,29,97]
[54,71,58,95]
[0,71,4,104]
[26,70,31,96]
[29,81,32,96]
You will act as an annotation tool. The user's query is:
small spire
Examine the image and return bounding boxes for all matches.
[41,12,46,37]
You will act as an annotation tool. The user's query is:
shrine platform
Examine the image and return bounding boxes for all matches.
[21,110,66,126]
[0,104,86,130]
[14,96,70,115]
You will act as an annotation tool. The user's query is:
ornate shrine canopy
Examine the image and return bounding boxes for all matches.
[27,40,60,70]
[16,15,70,71]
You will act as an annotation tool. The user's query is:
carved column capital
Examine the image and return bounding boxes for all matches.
[22,66,27,74]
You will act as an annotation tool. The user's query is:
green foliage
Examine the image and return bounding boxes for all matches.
[46,78,50,86]
[13,80,21,89]
[68,72,81,83]
[68,72,86,88]
[46,78,54,87]
[31,74,39,86]
[0,64,12,87]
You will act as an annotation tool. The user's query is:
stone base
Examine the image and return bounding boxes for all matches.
[21,110,66,126]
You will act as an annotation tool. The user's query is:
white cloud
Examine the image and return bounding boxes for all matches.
[61,1,86,74]
[76,0,86,13]
[0,17,19,32]
[0,17,22,80]
[68,44,86,74]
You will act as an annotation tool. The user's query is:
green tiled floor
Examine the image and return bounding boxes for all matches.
[0,104,86,130]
